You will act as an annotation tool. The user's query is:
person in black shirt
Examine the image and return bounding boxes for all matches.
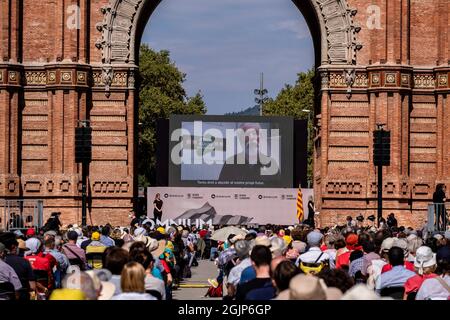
[306,196,315,228]
[433,184,447,230]
[1,233,35,300]
[153,193,163,224]
[235,245,276,301]
[387,213,398,229]
[43,212,62,232]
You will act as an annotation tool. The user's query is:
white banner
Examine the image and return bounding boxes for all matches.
[147,187,313,226]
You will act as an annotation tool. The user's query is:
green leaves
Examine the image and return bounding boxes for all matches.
[138,45,207,186]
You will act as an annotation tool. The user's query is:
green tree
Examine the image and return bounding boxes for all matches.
[138,44,207,186]
[263,69,315,186]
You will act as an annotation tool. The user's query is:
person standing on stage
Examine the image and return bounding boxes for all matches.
[306,196,315,228]
[153,193,163,224]
[432,184,447,231]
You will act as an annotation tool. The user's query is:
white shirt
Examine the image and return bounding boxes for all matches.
[416,275,450,300]
[295,247,330,266]
[367,258,387,290]
[111,292,156,300]
[227,257,252,286]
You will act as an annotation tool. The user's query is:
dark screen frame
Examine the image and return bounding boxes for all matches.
[168,115,295,188]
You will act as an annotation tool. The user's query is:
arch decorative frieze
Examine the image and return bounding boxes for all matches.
[94,0,362,95]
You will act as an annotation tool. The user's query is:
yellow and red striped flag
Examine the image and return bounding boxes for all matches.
[296,184,304,223]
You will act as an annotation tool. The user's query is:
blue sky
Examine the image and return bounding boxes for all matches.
[141,0,314,115]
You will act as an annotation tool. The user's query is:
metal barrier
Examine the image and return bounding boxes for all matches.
[427,203,448,233]
[0,200,44,232]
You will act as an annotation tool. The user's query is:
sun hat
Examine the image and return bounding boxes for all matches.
[380,237,395,252]
[85,270,115,300]
[414,246,436,274]
[147,238,159,252]
[254,235,271,247]
[91,231,101,241]
[270,237,287,258]
[234,240,251,259]
[231,234,245,244]
[341,284,383,300]
[288,274,327,300]
[44,230,57,237]
[393,238,409,257]
[306,231,323,247]
[152,240,167,257]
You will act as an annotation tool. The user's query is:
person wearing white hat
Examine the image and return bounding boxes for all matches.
[416,251,450,300]
[403,246,437,300]
[85,270,116,300]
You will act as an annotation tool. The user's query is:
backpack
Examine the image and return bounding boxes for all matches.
[205,282,223,298]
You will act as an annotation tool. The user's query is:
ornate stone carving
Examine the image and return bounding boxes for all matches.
[25,71,47,85]
[77,71,87,84]
[344,69,356,98]
[102,66,114,97]
[48,71,56,83]
[8,71,17,82]
[329,73,346,87]
[128,71,135,88]
[370,73,381,86]
[112,72,127,86]
[401,74,410,87]
[315,0,362,64]
[354,73,368,87]
[385,72,397,86]
[95,0,362,97]
[61,71,72,83]
[93,71,103,86]
[437,74,448,87]
[414,74,435,89]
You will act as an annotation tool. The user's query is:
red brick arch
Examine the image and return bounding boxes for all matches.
[0,0,449,227]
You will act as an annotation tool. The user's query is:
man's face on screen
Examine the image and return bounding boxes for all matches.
[240,123,260,149]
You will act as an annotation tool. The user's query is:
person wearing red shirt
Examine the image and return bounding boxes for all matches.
[24,238,56,292]
[336,234,361,269]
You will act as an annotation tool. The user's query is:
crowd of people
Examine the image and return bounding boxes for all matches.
[0,212,207,300]
[0,211,449,300]
[211,215,450,300]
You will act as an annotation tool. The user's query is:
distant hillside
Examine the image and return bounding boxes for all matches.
[225,105,260,116]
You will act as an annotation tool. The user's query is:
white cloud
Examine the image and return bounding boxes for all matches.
[269,19,310,40]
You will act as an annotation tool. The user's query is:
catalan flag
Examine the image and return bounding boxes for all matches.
[296,184,304,223]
